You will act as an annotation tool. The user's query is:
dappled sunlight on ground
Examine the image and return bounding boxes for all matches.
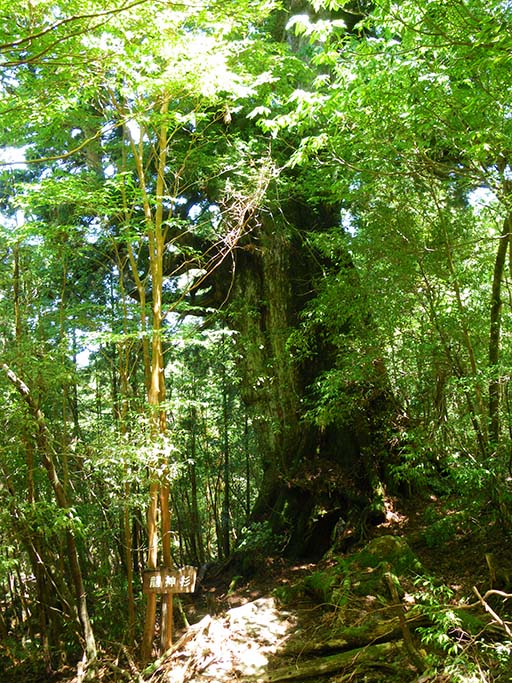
[154,597,296,683]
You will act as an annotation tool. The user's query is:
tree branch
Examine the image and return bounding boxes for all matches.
[0,0,159,52]
[472,586,512,638]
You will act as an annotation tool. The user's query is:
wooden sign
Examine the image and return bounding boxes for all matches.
[143,566,197,595]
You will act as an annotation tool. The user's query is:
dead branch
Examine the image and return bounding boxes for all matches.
[284,612,428,656]
[384,572,426,673]
[256,641,405,683]
[472,586,512,638]
[144,615,212,680]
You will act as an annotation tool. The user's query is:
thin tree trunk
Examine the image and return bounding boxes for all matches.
[1,459,54,669]
[188,405,204,566]
[112,251,137,643]
[489,214,512,448]
[12,243,55,663]
[244,411,251,519]
[220,344,231,559]
[418,262,488,459]
[25,439,54,670]
[123,482,136,643]
[160,483,173,651]
[71,329,81,438]
[141,481,159,661]
[0,364,97,663]
[118,336,137,643]
[126,92,173,661]
[13,241,22,341]
[428,186,488,452]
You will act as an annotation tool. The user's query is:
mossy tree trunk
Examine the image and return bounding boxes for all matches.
[227,197,393,557]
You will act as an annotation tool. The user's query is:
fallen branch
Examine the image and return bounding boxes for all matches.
[385,572,425,673]
[143,615,212,679]
[284,612,427,656]
[472,586,512,638]
[254,641,405,682]
[120,644,144,683]
[104,660,134,681]
[472,588,512,603]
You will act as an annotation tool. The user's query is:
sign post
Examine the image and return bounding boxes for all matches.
[143,566,197,649]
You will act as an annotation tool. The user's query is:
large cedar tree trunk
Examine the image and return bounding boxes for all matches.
[228,198,394,558]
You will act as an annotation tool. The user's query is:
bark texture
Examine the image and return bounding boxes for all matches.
[225,196,393,557]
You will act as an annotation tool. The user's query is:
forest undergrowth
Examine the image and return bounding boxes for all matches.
[6,491,510,683]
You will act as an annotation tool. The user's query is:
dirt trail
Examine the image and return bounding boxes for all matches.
[142,495,511,683]
[43,495,512,683]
